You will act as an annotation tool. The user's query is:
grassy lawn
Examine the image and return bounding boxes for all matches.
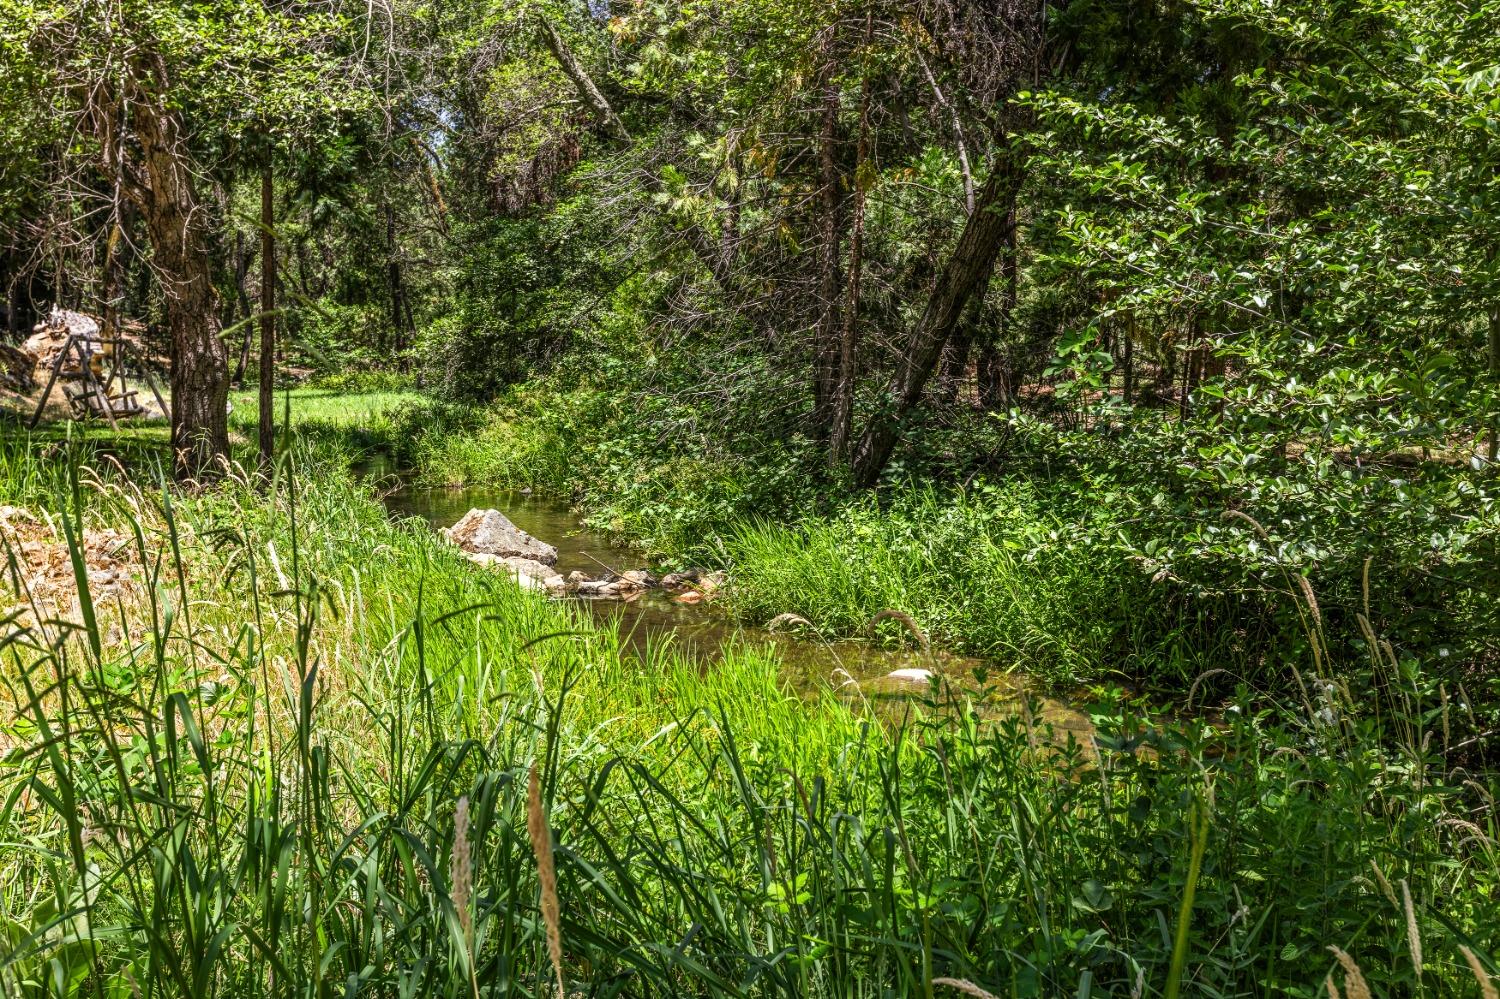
[228,386,427,432]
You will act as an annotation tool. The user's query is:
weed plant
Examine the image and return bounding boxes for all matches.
[0,434,1494,996]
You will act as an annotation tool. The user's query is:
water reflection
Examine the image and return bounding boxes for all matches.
[366,463,1092,737]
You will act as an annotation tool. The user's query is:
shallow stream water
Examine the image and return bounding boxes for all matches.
[365,461,1092,738]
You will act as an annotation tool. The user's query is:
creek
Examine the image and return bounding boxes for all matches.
[366,462,1092,736]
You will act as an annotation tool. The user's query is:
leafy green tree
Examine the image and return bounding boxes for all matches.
[0,0,354,475]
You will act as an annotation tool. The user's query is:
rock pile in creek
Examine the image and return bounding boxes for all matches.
[442,507,724,600]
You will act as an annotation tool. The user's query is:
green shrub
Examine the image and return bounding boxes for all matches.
[307,368,416,394]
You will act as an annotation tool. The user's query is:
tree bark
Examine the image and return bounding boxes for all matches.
[99,179,125,340]
[829,61,871,465]
[259,162,276,470]
[851,155,1024,485]
[811,60,844,440]
[936,326,974,404]
[231,231,254,384]
[977,219,1019,409]
[386,202,410,360]
[127,67,229,479]
[4,278,18,340]
[1488,301,1499,463]
[538,18,630,145]
[539,13,739,296]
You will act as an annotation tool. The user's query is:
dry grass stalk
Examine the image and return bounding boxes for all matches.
[1368,860,1398,908]
[1400,879,1422,979]
[865,608,930,653]
[1327,946,1372,999]
[1221,509,1270,539]
[932,977,1001,999]
[528,764,566,998]
[1325,973,1340,999]
[765,612,815,633]
[451,795,472,940]
[1460,945,1498,999]
[1186,668,1229,711]
[1295,574,1322,629]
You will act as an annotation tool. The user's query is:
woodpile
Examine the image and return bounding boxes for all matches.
[0,344,33,393]
[21,307,154,382]
[23,307,98,377]
[0,504,137,623]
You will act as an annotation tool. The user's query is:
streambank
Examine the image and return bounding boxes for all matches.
[363,456,1093,735]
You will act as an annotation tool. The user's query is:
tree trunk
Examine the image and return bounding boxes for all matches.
[1488,301,1499,463]
[936,328,974,405]
[810,68,844,440]
[231,232,254,384]
[1122,315,1135,405]
[539,17,631,146]
[259,162,276,470]
[977,217,1018,410]
[832,69,879,465]
[5,278,17,340]
[539,14,740,295]
[127,70,229,479]
[1177,332,1192,420]
[386,202,407,361]
[99,180,125,340]
[851,157,1023,485]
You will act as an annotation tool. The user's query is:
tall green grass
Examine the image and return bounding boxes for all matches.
[723,486,1265,689]
[0,431,1495,997]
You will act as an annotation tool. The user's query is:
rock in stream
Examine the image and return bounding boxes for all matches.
[444,508,559,565]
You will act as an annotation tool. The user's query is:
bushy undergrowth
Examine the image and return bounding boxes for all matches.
[391,378,824,558]
[725,486,1206,688]
[387,381,1499,700]
[0,433,1497,997]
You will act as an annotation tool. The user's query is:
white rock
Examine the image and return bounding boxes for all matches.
[500,557,554,581]
[446,509,558,565]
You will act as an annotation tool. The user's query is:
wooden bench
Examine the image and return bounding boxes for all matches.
[64,383,145,419]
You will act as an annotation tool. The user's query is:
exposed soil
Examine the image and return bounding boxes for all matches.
[0,505,138,622]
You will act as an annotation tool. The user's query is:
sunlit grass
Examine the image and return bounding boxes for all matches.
[228,386,427,432]
[0,401,1495,997]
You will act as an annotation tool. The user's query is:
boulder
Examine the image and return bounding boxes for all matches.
[460,552,558,591]
[886,668,935,684]
[500,557,555,581]
[661,568,725,595]
[446,508,558,565]
[660,569,700,590]
[616,569,657,591]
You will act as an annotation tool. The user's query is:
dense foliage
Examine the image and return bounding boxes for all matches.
[0,419,1492,997]
[3,0,1500,993]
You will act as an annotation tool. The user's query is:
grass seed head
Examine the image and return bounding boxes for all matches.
[451,795,472,939]
[528,764,565,998]
[932,978,1001,999]
[1460,945,1498,999]
[1327,946,1372,999]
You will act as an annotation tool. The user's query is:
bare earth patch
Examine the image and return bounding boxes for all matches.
[0,504,137,621]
